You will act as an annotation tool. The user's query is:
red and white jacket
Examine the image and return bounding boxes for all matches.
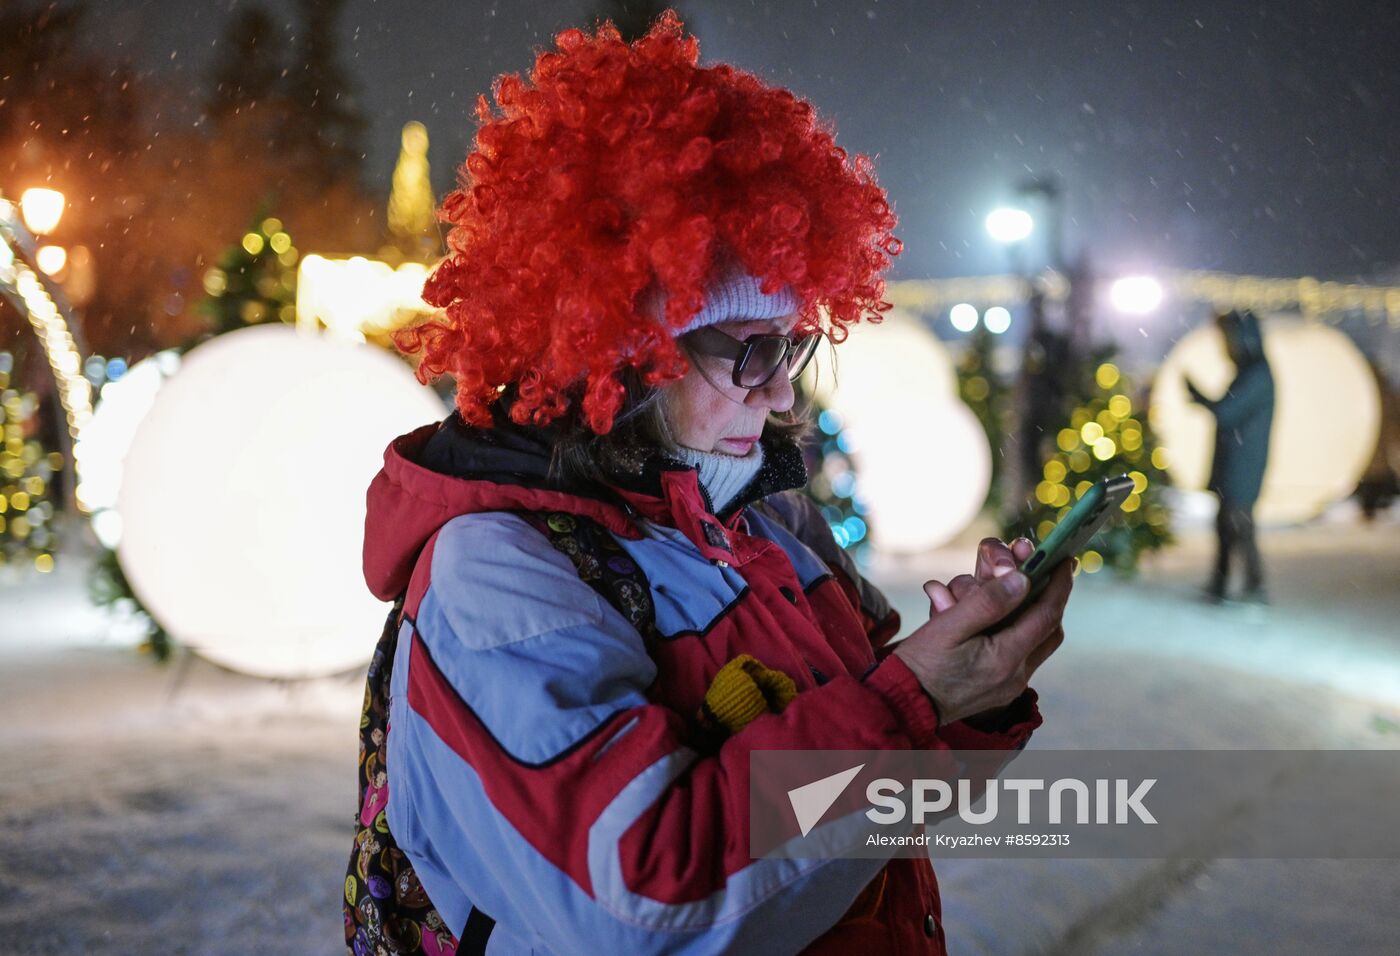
[361,411,1042,955]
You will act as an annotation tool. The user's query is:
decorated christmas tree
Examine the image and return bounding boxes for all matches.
[955,325,1012,512]
[797,388,870,555]
[0,351,60,572]
[1002,349,1172,574]
[197,216,299,339]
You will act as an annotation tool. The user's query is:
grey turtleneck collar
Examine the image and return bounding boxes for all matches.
[667,441,767,514]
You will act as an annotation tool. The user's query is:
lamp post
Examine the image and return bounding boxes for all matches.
[987,175,1074,520]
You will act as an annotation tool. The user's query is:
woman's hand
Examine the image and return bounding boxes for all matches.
[1184,376,1207,405]
[892,537,1072,726]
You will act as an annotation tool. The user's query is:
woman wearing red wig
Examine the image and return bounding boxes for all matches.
[346,12,1071,955]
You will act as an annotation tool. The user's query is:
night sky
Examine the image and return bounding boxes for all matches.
[93,0,1400,282]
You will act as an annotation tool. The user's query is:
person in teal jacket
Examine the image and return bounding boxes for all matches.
[1185,309,1276,603]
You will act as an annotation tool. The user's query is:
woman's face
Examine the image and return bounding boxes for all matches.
[664,315,800,455]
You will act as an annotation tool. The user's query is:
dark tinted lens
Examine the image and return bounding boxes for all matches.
[786,333,821,380]
[737,336,789,387]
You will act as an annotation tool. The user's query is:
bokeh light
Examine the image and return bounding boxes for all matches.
[949,302,979,332]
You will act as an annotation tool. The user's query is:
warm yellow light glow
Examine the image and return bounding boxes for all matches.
[6,260,94,495]
[1096,363,1120,389]
[20,187,65,234]
[296,254,436,340]
[242,232,265,255]
[1081,421,1104,444]
[35,245,67,275]
[890,271,1400,328]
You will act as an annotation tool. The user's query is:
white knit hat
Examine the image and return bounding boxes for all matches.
[643,253,800,336]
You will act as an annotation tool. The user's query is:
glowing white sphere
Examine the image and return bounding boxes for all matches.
[806,308,958,407]
[1109,275,1164,315]
[983,306,1012,334]
[949,302,979,333]
[117,325,447,678]
[803,310,990,552]
[74,350,182,544]
[986,207,1033,244]
[1150,318,1381,525]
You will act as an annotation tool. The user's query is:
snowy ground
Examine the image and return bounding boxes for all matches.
[3,511,1399,955]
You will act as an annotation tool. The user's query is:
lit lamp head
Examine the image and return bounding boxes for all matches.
[985,207,1034,245]
[20,187,65,236]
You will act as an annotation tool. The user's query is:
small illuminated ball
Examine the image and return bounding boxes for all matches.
[1150,318,1381,524]
[949,302,979,333]
[117,325,447,678]
[983,306,1012,335]
[802,309,990,552]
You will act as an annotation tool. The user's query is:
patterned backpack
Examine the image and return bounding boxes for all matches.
[343,511,662,955]
[343,508,860,954]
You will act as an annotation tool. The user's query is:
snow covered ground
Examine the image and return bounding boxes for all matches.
[3,511,1398,954]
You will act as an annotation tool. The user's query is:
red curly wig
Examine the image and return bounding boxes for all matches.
[398,9,902,435]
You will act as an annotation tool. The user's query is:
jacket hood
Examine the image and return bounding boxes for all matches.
[1221,309,1266,365]
[362,406,808,601]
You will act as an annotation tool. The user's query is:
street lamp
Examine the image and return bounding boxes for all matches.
[1108,275,1164,315]
[20,187,65,235]
[36,245,67,276]
[985,207,1034,245]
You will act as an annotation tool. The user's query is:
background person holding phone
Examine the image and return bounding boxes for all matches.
[1185,309,1277,605]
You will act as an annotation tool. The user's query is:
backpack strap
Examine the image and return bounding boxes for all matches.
[516,510,661,646]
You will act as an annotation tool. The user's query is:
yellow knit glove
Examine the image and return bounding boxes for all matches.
[698,654,798,735]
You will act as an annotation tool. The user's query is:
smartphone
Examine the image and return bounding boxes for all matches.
[1015,474,1136,608]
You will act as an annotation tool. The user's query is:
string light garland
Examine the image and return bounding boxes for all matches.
[890,271,1400,326]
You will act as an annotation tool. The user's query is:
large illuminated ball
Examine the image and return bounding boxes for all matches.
[117,325,447,678]
[1150,318,1381,525]
[804,310,990,552]
[73,350,182,547]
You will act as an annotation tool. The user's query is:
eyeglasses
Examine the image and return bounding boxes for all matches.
[683,325,823,389]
